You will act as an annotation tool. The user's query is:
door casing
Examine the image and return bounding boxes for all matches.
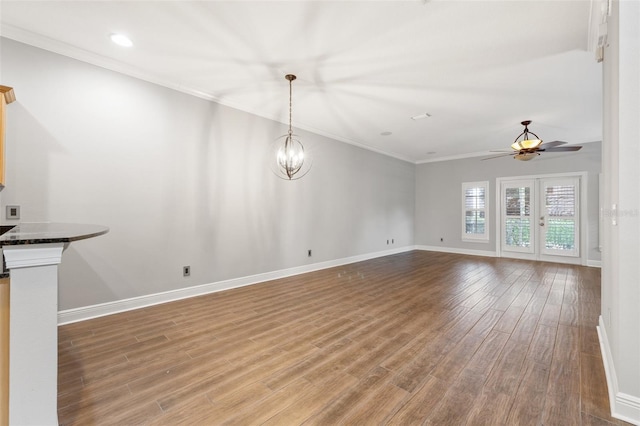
[495,171,588,266]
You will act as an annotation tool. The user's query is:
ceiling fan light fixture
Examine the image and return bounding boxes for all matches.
[511,138,542,150]
[484,120,582,162]
[514,152,538,161]
[511,120,542,151]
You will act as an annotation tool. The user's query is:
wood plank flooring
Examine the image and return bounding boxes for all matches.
[57,251,628,425]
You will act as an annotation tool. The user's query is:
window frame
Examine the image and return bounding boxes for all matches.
[462,181,490,242]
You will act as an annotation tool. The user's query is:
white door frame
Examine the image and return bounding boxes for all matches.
[495,171,588,266]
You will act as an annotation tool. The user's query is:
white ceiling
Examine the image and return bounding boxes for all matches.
[0,0,603,163]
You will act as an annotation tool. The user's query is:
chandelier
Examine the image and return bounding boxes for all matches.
[270,74,312,180]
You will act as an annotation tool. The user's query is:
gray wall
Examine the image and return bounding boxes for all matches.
[0,37,605,316]
[0,39,415,310]
[415,142,602,263]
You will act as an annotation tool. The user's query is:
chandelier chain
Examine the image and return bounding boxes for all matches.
[288,77,293,137]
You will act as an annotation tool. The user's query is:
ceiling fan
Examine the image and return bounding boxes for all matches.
[484,120,582,161]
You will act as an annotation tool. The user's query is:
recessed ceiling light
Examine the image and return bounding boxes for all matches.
[411,113,432,120]
[110,33,133,47]
[380,131,392,136]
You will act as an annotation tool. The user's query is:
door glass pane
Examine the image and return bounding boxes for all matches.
[504,187,531,248]
[505,217,531,247]
[545,218,575,250]
[545,185,576,251]
[505,187,530,216]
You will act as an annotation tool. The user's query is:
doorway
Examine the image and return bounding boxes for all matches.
[497,174,584,264]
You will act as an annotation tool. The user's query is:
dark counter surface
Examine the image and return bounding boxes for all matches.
[0,222,109,246]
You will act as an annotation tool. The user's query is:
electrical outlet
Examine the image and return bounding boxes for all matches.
[308,250,312,257]
[6,205,20,220]
[183,266,190,277]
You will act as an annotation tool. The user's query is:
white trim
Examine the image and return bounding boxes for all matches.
[57,246,413,325]
[0,26,603,166]
[598,316,640,425]
[0,25,413,165]
[598,316,619,413]
[587,259,602,268]
[417,149,501,164]
[57,244,603,325]
[581,173,589,266]
[2,243,65,269]
[497,178,536,256]
[414,245,497,258]
[495,172,589,266]
[461,181,490,242]
[539,176,581,259]
[416,245,603,265]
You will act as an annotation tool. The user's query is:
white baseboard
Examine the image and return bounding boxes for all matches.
[56,246,604,325]
[416,245,602,267]
[598,316,640,425]
[415,245,497,258]
[57,246,414,325]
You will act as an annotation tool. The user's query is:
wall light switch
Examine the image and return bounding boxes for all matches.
[6,205,20,220]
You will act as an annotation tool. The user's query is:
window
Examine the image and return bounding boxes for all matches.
[462,181,489,242]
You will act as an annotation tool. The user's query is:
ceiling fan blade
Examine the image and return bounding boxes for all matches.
[489,149,515,153]
[542,146,583,152]
[482,153,514,160]
[541,140,568,149]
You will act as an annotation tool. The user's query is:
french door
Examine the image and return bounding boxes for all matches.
[500,176,581,264]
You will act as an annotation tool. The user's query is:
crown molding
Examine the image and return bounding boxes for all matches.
[0,24,414,165]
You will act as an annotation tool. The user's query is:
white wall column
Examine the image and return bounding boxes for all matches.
[4,243,64,426]
[599,0,640,424]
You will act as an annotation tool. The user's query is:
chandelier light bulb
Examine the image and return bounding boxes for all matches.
[277,136,306,178]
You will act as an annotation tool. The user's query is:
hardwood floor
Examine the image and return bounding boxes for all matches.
[57,251,628,425]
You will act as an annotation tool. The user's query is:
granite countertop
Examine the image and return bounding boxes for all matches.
[0,222,109,246]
